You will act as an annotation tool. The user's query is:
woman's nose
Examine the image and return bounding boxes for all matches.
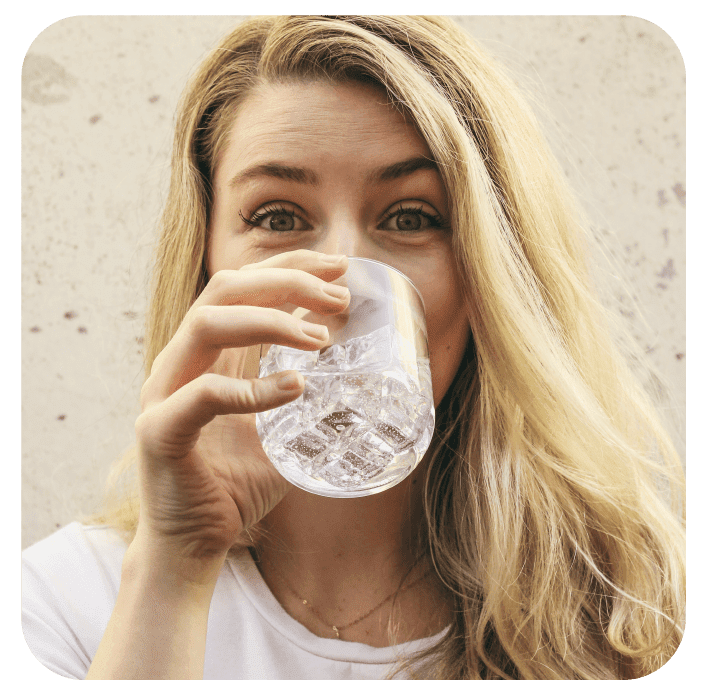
[317,220,365,258]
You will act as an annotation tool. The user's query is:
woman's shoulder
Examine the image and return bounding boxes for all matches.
[22,522,130,679]
[23,522,128,581]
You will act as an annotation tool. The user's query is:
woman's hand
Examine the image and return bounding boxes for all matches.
[132,250,349,569]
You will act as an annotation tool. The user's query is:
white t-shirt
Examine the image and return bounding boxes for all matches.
[22,522,447,679]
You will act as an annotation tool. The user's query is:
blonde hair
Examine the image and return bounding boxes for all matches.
[86,16,685,679]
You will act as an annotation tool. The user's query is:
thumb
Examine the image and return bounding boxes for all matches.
[186,371,305,429]
[137,371,305,456]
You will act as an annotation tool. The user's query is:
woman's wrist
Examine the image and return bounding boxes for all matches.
[123,528,228,597]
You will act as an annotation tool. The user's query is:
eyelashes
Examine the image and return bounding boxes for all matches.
[239,202,449,234]
[238,204,305,232]
[378,204,447,231]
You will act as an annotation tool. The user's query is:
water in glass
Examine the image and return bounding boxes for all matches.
[256,324,435,497]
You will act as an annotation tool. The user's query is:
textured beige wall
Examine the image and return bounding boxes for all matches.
[21,16,686,550]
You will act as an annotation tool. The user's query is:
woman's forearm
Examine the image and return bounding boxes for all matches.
[85,539,225,680]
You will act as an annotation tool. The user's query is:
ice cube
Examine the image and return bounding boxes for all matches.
[374,421,416,453]
[340,373,382,420]
[346,324,393,369]
[267,411,302,444]
[284,431,328,461]
[318,343,346,367]
[320,374,344,404]
[382,373,409,400]
[317,407,364,440]
[344,332,371,366]
[349,436,396,474]
[359,428,395,457]
[302,374,324,407]
[279,347,318,372]
[318,447,383,488]
[259,348,279,378]
[314,420,338,444]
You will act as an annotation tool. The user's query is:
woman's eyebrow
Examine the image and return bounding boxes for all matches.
[368,156,439,183]
[228,156,439,189]
[229,163,318,187]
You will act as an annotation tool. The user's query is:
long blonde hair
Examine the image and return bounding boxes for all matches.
[86,16,685,679]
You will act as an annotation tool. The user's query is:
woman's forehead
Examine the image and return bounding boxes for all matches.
[219,80,431,177]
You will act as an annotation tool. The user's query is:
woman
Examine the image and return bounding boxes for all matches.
[22,15,685,679]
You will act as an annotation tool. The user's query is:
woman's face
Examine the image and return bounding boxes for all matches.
[207,80,470,406]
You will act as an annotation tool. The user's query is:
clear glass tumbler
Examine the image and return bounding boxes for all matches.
[256,257,435,497]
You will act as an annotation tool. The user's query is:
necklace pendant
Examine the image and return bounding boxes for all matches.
[332,625,340,639]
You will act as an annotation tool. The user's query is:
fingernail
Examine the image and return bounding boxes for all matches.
[277,372,302,391]
[322,283,349,300]
[300,322,329,341]
[324,254,347,263]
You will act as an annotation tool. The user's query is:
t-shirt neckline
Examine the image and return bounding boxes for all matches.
[226,549,449,665]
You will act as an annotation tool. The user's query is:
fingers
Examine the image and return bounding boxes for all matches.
[142,306,328,408]
[198,266,350,316]
[243,251,350,316]
[135,371,305,462]
[143,250,349,411]
[240,249,349,283]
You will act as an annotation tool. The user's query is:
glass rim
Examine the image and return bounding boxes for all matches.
[345,256,426,310]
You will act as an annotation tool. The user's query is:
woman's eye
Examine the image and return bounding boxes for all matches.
[265,211,296,232]
[379,205,447,233]
[239,204,308,233]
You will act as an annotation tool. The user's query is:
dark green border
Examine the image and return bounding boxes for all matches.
[13,0,707,693]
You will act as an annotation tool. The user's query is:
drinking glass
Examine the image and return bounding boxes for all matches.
[256,257,435,497]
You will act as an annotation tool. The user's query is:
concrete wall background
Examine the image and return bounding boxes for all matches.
[21,16,686,550]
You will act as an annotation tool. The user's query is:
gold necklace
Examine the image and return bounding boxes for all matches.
[262,555,432,639]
